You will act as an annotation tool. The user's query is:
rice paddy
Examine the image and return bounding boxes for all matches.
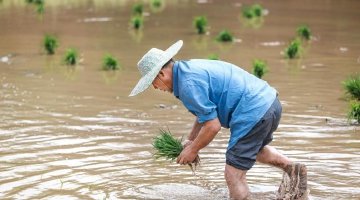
[1,1,359,199]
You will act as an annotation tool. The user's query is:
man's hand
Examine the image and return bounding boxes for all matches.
[177,118,221,165]
[176,144,198,165]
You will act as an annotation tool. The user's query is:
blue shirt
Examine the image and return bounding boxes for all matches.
[172,59,277,149]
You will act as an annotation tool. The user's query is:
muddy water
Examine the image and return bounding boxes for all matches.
[0,0,359,199]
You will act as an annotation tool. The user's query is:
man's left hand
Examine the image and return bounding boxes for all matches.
[176,144,198,165]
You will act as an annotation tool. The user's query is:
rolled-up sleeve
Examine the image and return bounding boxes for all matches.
[180,82,218,123]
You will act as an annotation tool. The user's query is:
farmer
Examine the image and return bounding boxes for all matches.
[129,40,307,199]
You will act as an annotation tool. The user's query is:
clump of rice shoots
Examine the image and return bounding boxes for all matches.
[252,4,264,17]
[132,3,143,16]
[297,25,312,41]
[285,38,302,59]
[242,4,264,19]
[216,30,234,42]
[64,48,78,66]
[348,101,360,123]
[342,74,360,100]
[102,54,119,71]
[43,34,58,55]
[193,16,208,34]
[151,0,162,8]
[242,6,254,19]
[208,54,219,60]
[152,129,200,172]
[150,0,164,12]
[252,59,268,79]
[131,15,143,29]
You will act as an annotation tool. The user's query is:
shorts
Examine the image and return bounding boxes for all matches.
[226,97,282,170]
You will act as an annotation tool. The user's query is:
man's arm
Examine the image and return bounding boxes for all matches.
[188,117,202,141]
[177,117,221,164]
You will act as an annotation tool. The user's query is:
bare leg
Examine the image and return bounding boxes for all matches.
[224,164,249,200]
[257,145,308,199]
[256,145,292,170]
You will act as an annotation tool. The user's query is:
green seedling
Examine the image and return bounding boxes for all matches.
[348,101,360,123]
[193,16,208,34]
[252,59,268,78]
[285,38,302,59]
[342,74,360,100]
[297,25,312,40]
[152,129,200,172]
[64,48,78,65]
[131,15,143,29]
[132,3,143,16]
[151,0,162,8]
[102,54,119,71]
[43,34,58,55]
[216,30,234,42]
[252,4,263,17]
[242,3,264,19]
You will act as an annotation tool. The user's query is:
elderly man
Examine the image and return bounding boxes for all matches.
[129,40,307,199]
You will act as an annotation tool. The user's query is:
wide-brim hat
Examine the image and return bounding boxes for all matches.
[129,40,183,97]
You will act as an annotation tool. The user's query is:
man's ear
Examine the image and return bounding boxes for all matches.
[158,70,165,77]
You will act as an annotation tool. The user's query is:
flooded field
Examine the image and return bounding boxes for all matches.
[0,0,359,199]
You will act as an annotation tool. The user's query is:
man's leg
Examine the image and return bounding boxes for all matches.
[257,145,308,199]
[256,145,291,170]
[224,164,249,200]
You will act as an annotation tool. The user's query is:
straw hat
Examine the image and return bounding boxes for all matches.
[129,40,183,97]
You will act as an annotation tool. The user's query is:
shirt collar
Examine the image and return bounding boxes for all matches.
[172,61,179,98]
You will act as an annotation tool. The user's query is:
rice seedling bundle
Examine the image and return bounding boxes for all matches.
[342,74,360,100]
[193,16,208,34]
[64,48,78,65]
[348,101,360,123]
[216,30,233,42]
[153,129,183,161]
[252,59,268,79]
[43,34,58,55]
[102,54,119,71]
[242,4,264,19]
[297,25,312,41]
[152,129,200,172]
[151,0,162,8]
[132,3,143,16]
[131,15,143,29]
[285,38,302,59]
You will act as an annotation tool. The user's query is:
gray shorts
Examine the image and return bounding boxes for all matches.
[226,97,282,170]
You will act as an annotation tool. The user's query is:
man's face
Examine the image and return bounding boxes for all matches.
[152,70,172,93]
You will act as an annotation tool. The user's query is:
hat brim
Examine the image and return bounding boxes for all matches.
[129,40,183,97]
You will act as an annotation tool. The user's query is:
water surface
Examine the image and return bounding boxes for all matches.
[0,0,359,199]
